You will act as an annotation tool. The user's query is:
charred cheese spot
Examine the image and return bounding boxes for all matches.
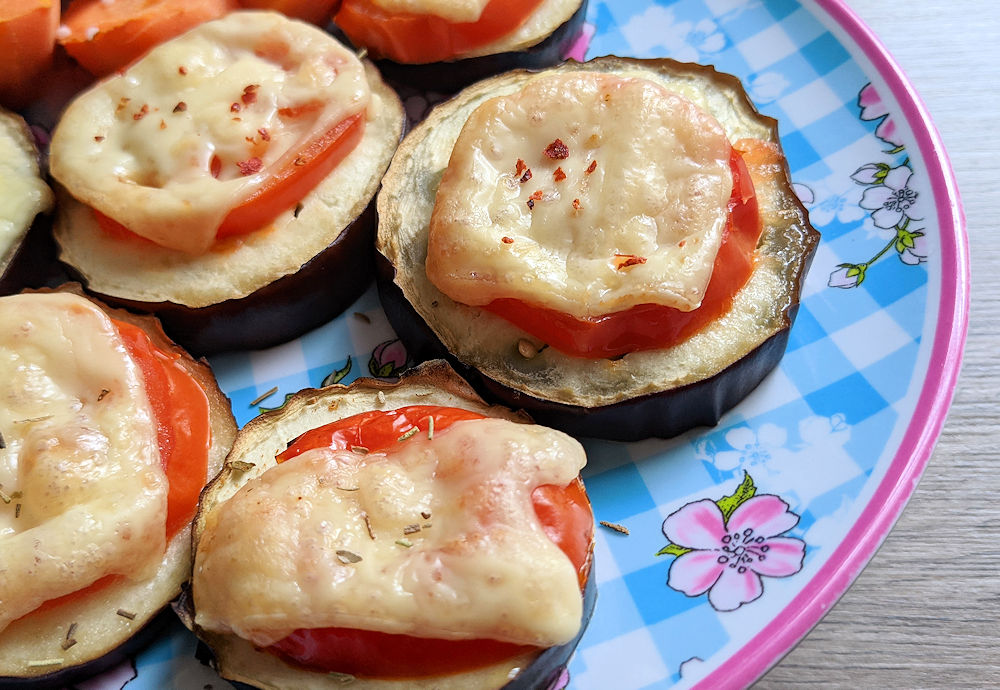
[0,293,166,633]
[49,12,371,255]
[426,71,733,318]
[192,417,585,648]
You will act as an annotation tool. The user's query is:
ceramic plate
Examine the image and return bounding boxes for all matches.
[65,1,968,688]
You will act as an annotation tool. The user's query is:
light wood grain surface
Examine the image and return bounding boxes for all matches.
[757,2,1000,687]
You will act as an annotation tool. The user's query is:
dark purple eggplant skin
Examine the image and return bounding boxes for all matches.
[375,250,812,442]
[337,1,589,94]
[0,609,172,689]
[0,215,66,297]
[61,202,377,357]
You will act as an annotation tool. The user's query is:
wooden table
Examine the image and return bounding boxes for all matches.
[758,2,1000,686]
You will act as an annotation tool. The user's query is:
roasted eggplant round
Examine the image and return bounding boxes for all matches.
[0,284,236,687]
[50,12,405,355]
[333,0,589,92]
[375,57,820,440]
[183,359,596,689]
[0,108,56,296]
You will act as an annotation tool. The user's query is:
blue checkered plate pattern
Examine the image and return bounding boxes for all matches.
[89,1,967,688]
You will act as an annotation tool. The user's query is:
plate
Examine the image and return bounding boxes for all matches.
[67,0,968,688]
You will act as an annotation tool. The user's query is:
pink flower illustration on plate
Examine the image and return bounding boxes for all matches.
[858,82,903,150]
[369,338,408,378]
[659,476,805,611]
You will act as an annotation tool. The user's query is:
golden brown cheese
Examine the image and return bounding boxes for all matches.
[426,71,733,318]
[193,417,585,648]
[49,11,371,255]
[0,293,166,633]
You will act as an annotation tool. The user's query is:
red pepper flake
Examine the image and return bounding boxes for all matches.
[132,104,149,121]
[526,199,535,210]
[173,101,187,113]
[94,135,105,142]
[237,157,263,176]
[241,84,259,106]
[519,167,532,184]
[572,198,582,210]
[258,127,270,141]
[585,160,598,174]
[614,254,647,270]
[210,155,222,179]
[543,138,570,159]
[115,97,130,114]
[553,167,567,182]
[501,236,514,244]
[159,119,166,130]
[529,190,544,201]
[293,156,306,166]
[178,65,188,75]
[230,102,242,113]
[515,158,527,176]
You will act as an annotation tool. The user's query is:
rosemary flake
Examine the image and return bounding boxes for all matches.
[427,416,434,440]
[15,415,53,424]
[336,483,360,492]
[350,445,370,455]
[27,659,63,668]
[397,427,418,442]
[362,512,375,540]
[336,549,363,564]
[402,524,421,535]
[599,520,630,535]
[329,671,357,684]
[61,638,77,651]
[395,538,413,548]
[0,429,5,449]
[14,503,21,518]
[229,460,255,472]
[420,510,432,520]
[97,388,110,402]
[250,386,279,407]
[0,488,10,504]
[116,609,137,620]
[66,622,78,640]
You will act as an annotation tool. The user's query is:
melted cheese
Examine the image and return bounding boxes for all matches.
[0,112,52,262]
[371,0,490,23]
[0,293,167,634]
[193,417,586,647]
[49,11,370,255]
[426,71,734,318]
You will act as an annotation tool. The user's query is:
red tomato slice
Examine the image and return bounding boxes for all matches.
[113,319,212,539]
[483,148,762,359]
[23,319,212,619]
[334,0,546,63]
[95,112,366,246]
[269,405,593,678]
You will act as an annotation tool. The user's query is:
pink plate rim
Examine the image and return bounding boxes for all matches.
[694,1,970,687]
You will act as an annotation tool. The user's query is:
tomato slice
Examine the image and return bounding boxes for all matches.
[95,112,365,246]
[113,319,212,539]
[24,318,212,619]
[334,0,546,63]
[483,148,762,359]
[269,405,593,678]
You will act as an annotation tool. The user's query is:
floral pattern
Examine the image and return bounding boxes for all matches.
[658,474,806,611]
[828,83,927,288]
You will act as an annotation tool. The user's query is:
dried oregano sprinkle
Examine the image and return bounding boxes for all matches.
[397,427,418,442]
[599,520,630,535]
[116,609,137,620]
[249,386,279,407]
[336,550,363,564]
[395,538,413,548]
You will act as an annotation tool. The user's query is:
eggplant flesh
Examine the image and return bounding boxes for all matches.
[186,360,596,690]
[375,57,820,440]
[0,285,236,686]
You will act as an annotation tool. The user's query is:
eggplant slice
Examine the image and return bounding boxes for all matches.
[352,0,590,93]
[184,360,596,690]
[375,57,820,441]
[53,59,405,356]
[0,285,236,687]
[0,108,56,296]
